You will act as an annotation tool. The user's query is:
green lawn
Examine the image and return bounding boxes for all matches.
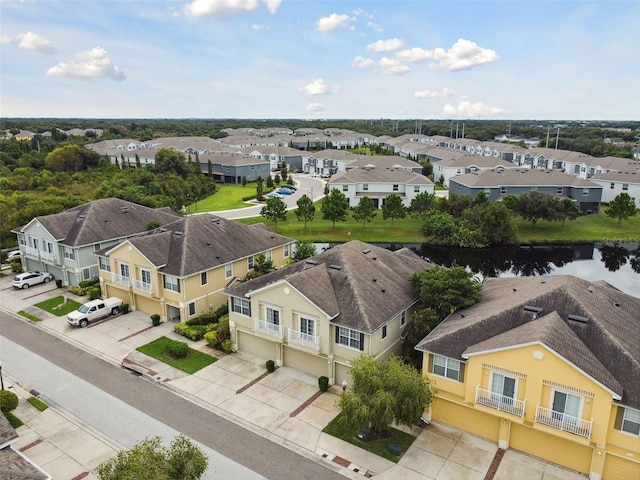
[27,397,48,411]
[322,413,417,462]
[35,296,82,316]
[137,336,217,374]
[18,311,41,322]
[189,184,261,212]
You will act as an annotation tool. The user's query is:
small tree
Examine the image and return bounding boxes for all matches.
[321,188,349,228]
[295,194,315,229]
[381,193,406,227]
[266,176,274,189]
[352,196,377,227]
[515,191,559,225]
[280,163,288,181]
[606,193,637,226]
[409,191,437,222]
[338,355,434,435]
[291,240,316,262]
[555,198,582,226]
[241,176,247,186]
[274,173,281,185]
[255,176,264,201]
[260,197,287,228]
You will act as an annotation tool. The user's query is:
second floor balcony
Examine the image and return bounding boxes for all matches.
[132,279,152,294]
[475,386,525,417]
[255,318,283,339]
[112,274,131,287]
[535,404,592,439]
[288,328,321,351]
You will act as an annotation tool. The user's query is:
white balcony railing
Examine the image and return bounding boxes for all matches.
[25,246,39,258]
[132,279,152,293]
[535,404,592,439]
[40,251,57,263]
[113,274,131,287]
[475,386,525,417]
[288,328,321,351]
[255,318,283,339]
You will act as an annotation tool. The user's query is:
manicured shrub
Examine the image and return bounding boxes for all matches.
[266,360,275,372]
[173,323,206,341]
[0,390,19,413]
[174,323,189,336]
[78,279,99,289]
[151,314,161,326]
[221,339,233,353]
[10,261,23,273]
[214,304,229,318]
[88,287,101,300]
[318,376,329,392]
[121,303,130,314]
[204,330,218,347]
[167,341,189,358]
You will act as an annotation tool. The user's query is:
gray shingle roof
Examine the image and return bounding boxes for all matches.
[451,168,601,188]
[331,167,433,185]
[13,198,180,247]
[416,275,640,408]
[124,215,294,277]
[224,240,433,333]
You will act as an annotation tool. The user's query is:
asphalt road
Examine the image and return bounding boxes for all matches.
[0,310,345,480]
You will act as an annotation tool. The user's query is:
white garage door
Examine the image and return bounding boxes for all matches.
[237,331,277,361]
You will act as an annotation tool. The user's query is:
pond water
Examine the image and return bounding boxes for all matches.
[315,242,640,298]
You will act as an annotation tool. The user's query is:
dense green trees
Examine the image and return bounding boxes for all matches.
[291,239,316,262]
[321,188,349,228]
[260,197,287,228]
[352,196,376,227]
[45,144,100,171]
[409,191,437,221]
[606,193,637,225]
[381,193,406,227]
[295,194,315,228]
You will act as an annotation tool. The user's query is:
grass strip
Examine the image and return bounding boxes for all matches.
[35,296,82,317]
[4,412,23,429]
[137,336,217,374]
[18,311,41,322]
[322,412,417,463]
[27,397,48,411]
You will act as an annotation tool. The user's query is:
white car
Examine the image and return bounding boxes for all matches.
[5,250,21,262]
[12,271,54,289]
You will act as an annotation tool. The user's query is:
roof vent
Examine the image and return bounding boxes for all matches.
[523,305,543,314]
[78,214,86,219]
[373,278,377,282]
[158,227,167,232]
[329,264,343,271]
[381,288,386,293]
[568,314,589,323]
[120,206,129,212]
[173,231,183,236]
[512,288,517,293]
[210,217,220,223]
[613,302,621,308]
[305,259,318,265]
[362,249,371,254]
[587,285,595,293]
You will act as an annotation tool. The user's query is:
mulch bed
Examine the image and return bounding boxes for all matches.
[236,370,271,394]
[484,448,505,480]
[290,390,323,417]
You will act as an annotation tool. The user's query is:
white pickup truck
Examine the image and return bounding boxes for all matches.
[67,297,122,328]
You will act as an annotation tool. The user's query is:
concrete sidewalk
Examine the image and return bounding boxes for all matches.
[0,274,587,480]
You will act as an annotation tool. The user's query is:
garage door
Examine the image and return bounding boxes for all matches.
[283,346,327,378]
[510,423,592,474]
[432,398,500,442]
[603,453,640,480]
[135,296,160,316]
[237,331,277,360]
[335,363,352,388]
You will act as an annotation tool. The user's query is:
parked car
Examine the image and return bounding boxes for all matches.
[280,184,297,191]
[5,250,21,263]
[67,297,123,328]
[12,271,54,289]
[277,188,293,195]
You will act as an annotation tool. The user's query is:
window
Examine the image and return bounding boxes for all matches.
[231,297,250,316]
[363,184,369,191]
[432,354,462,381]
[623,184,629,191]
[266,307,280,325]
[283,244,290,258]
[99,257,110,272]
[83,268,91,280]
[247,256,254,270]
[336,326,364,351]
[64,247,75,260]
[552,391,581,423]
[342,185,348,191]
[44,241,53,253]
[119,263,130,278]
[414,186,420,193]
[265,250,272,261]
[188,302,196,316]
[300,317,315,336]
[201,271,207,286]
[163,275,180,293]
[381,325,387,339]
[582,188,589,197]
[30,238,39,249]
[140,269,151,285]
[393,184,399,191]
[500,186,507,195]
[557,187,563,194]
[401,310,407,327]
[621,408,640,436]
[225,263,232,279]
[610,183,615,189]
[490,373,516,402]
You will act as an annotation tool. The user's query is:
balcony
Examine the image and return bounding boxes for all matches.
[132,279,152,294]
[113,274,131,287]
[255,318,283,339]
[535,404,592,439]
[475,386,525,417]
[288,328,320,351]
[25,246,39,258]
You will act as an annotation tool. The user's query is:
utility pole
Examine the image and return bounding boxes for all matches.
[546,126,550,148]
[462,123,465,139]
[455,122,459,139]
[555,127,560,149]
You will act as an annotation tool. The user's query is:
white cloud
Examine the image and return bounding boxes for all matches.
[17,32,56,54]
[367,38,404,53]
[0,34,13,45]
[443,99,509,118]
[396,38,498,71]
[502,76,516,83]
[307,102,325,113]
[316,13,350,32]
[185,0,276,18]
[352,55,375,69]
[252,24,270,31]
[367,21,382,33]
[299,78,328,96]
[46,47,125,81]
[379,57,410,75]
[414,88,455,99]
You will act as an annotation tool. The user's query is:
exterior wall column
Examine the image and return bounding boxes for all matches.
[498,418,511,449]
[589,447,605,480]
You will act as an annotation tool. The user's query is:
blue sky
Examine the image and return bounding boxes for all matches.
[1,0,638,120]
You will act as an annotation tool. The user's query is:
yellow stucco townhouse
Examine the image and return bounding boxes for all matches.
[416,275,640,480]
[97,215,294,323]
[223,240,433,386]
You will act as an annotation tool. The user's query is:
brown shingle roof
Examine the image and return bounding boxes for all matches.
[416,275,640,408]
[224,240,433,332]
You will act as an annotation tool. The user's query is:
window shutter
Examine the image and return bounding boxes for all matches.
[359,333,364,351]
[458,362,466,382]
[335,327,340,343]
[614,406,625,430]
[428,354,434,373]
